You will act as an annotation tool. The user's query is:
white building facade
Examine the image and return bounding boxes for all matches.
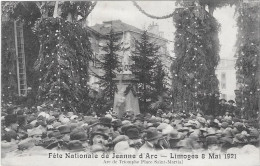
[215,58,237,101]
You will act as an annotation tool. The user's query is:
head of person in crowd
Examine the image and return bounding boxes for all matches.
[178,127,190,139]
[168,130,181,149]
[57,125,71,142]
[142,127,164,150]
[91,111,97,117]
[220,99,227,105]
[114,141,136,154]
[70,129,89,148]
[1,102,260,155]
[96,117,112,129]
[6,106,16,115]
[5,114,19,132]
[90,127,110,146]
[28,128,43,145]
[206,136,221,152]
[111,119,122,132]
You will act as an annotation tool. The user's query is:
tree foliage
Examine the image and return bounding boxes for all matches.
[1,21,18,103]
[131,31,169,113]
[98,30,121,102]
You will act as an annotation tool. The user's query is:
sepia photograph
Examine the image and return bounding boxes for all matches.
[1,1,260,166]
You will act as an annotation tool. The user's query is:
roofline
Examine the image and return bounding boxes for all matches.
[99,30,168,42]
[128,30,169,42]
[87,25,169,43]
[85,26,103,37]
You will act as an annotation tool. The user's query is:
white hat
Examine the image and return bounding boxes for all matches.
[105,114,113,120]
[28,128,43,137]
[70,115,79,120]
[114,141,136,154]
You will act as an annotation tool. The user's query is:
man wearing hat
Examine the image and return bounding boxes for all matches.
[3,114,19,142]
[91,117,112,131]
[219,99,227,116]
[167,130,181,149]
[177,127,191,139]
[18,128,43,151]
[114,141,136,154]
[70,130,89,148]
[206,136,222,153]
[123,125,143,149]
[227,100,236,116]
[111,119,123,135]
[57,125,71,142]
[64,140,85,152]
[139,127,164,152]
[90,127,110,152]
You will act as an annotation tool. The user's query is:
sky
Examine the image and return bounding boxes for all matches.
[88,1,238,59]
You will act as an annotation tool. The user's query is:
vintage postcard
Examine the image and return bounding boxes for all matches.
[1,1,259,166]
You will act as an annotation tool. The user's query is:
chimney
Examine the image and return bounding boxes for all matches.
[147,22,159,36]
[159,32,164,38]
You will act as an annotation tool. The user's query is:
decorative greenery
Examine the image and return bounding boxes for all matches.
[171,2,220,112]
[1,2,96,111]
[33,17,92,111]
[132,0,237,20]
[132,1,175,19]
[124,84,137,97]
[235,3,260,118]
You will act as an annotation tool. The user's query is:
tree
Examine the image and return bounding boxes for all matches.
[235,3,260,118]
[153,58,168,96]
[1,21,18,103]
[131,31,160,113]
[149,57,171,112]
[171,2,220,113]
[98,29,121,103]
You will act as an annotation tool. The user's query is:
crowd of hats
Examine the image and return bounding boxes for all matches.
[1,104,260,157]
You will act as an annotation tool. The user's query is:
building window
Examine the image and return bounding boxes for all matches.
[221,72,226,89]
[221,72,226,80]
[221,82,226,89]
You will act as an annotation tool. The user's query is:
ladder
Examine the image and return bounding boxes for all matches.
[14,20,27,96]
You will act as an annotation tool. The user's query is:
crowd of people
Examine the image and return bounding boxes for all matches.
[1,102,259,158]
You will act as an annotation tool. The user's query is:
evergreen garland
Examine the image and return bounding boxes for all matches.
[235,3,260,118]
[33,17,92,111]
[171,3,220,112]
[124,84,137,97]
